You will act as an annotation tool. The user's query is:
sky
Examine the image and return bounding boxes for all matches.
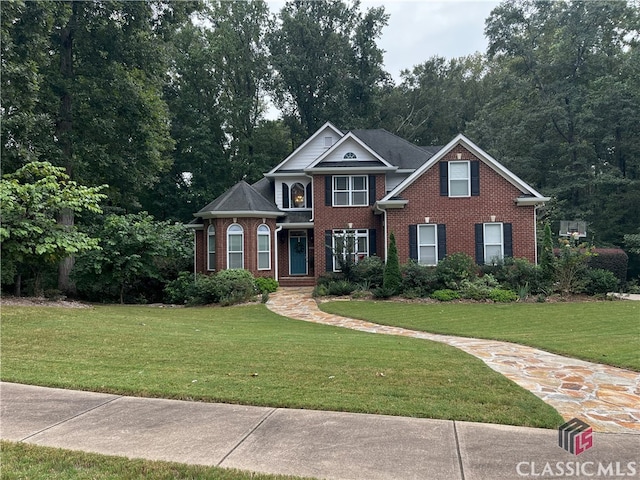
[267,0,501,82]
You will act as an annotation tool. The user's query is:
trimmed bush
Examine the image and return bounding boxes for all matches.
[312,284,329,297]
[588,249,628,284]
[489,288,518,303]
[383,233,402,294]
[372,286,395,299]
[583,268,619,295]
[459,275,499,300]
[483,258,546,295]
[431,289,460,302]
[255,277,279,294]
[353,256,384,288]
[435,253,476,289]
[401,261,438,297]
[327,280,356,296]
[214,269,257,306]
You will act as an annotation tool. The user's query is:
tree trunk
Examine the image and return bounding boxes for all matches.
[57,2,77,294]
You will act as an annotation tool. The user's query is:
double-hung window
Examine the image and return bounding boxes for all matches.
[332,229,368,271]
[227,224,244,269]
[333,175,368,206]
[484,223,504,264]
[207,225,216,271]
[417,224,438,266]
[257,224,271,270]
[449,161,470,197]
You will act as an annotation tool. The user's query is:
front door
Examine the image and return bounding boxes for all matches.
[289,231,308,275]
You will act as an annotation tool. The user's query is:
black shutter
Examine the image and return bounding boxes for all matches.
[475,223,484,265]
[306,182,313,208]
[282,183,289,208]
[325,176,332,206]
[471,161,480,196]
[503,223,513,258]
[369,229,377,257]
[439,162,448,196]
[368,175,376,205]
[437,224,447,261]
[409,225,418,261]
[325,230,333,272]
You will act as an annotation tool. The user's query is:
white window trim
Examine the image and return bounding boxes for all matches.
[484,222,504,265]
[227,223,244,269]
[332,229,369,272]
[207,224,216,271]
[417,224,438,266]
[332,175,368,207]
[449,161,471,198]
[257,224,271,270]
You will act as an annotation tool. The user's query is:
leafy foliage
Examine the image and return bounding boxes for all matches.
[435,253,477,290]
[0,162,106,293]
[431,289,460,302]
[73,213,192,304]
[255,277,279,294]
[383,233,402,294]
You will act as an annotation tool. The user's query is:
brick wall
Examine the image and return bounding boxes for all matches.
[195,217,278,278]
[386,146,537,264]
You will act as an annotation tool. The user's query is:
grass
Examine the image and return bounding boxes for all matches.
[0,441,313,480]
[319,300,640,371]
[1,304,562,429]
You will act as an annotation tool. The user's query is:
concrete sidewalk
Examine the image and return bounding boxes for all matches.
[2,382,639,480]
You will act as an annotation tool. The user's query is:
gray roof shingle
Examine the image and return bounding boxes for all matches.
[351,129,442,170]
[197,180,281,215]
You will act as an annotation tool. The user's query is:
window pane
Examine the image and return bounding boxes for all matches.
[449,179,469,196]
[229,234,242,251]
[450,162,469,179]
[419,246,436,265]
[334,176,348,190]
[352,176,366,190]
[229,252,243,269]
[352,191,367,205]
[485,224,502,244]
[485,245,502,263]
[334,191,349,205]
[228,224,243,233]
[258,252,269,270]
[258,235,269,251]
[357,236,368,253]
[208,253,215,269]
[291,183,305,208]
[418,225,436,244]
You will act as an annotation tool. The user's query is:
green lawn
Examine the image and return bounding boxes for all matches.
[1,304,562,428]
[0,441,313,480]
[320,300,640,371]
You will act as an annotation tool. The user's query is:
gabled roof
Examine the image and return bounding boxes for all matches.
[352,129,441,170]
[266,121,344,175]
[304,132,396,172]
[382,134,550,203]
[195,180,282,218]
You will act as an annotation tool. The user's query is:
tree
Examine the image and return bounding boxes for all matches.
[383,232,401,294]
[72,212,192,304]
[0,162,106,295]
[268,0,390,137]
[539,222,556,291]
[475,0,640,247]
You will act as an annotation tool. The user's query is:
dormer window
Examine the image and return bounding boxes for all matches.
[343,152,357,159]
[291,182,305,208]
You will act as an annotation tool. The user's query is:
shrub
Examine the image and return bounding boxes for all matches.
[353,256,384,288]
[317,272,343,287]
[312,284,329,297]
[588,249,628,284]
[484,258,546,295]
[435,253,476,289]
[383,233,402,294]
[255,277,279,294]
[555,239,594,294]
[489,288,518,303]
[459,274,499,300]
[213,269,257,306]
[164,272,196,304]
[372,286,395,299]
[431,289,460,301]
[583,268,619,295]
[326,280,356,296]
[539,223,556,290]
[401,261,438,297]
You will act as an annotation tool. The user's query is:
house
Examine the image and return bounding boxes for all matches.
[188,122,550,286]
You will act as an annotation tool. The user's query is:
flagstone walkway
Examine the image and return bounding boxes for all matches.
[266,288,640,434]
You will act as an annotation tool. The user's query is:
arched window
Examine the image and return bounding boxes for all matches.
[343,152,357,159]
[257,224,271,270]
[227,224,244,269]
[207,225,216,271]
[291,182,305,208]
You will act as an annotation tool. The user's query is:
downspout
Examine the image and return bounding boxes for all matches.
[305,173,314,222]
[274,225,283,281]
[374,203,388,261]
[534,205,540,265]
[193,230,197,281]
